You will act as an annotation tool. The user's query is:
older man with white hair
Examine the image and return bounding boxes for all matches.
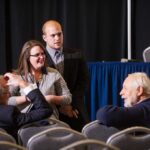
[97,72,150,129]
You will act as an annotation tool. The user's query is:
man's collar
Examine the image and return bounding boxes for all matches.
[46,46,63,57]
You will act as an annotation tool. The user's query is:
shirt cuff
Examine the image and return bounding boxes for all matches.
[22,83,38,95]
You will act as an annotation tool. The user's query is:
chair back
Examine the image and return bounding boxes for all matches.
[82,120,119,142]
[27,127,87,150]
[0,141,27,150]
[107,126,150,150]
[143,46,150,62]
[0,129,16,143]
[18,118,70,146]
[60,139,120,150]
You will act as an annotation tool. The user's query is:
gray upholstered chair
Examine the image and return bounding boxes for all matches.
[0,129,16,143]
[82,120,119,142]
[18,118,70,146]
[107,126,150,150]
[0,141,27,150]
[27,127,87,150]
[143,46,150,62]
[60,139,120,150]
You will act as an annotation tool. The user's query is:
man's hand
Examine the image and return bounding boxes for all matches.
[4,73,28,88]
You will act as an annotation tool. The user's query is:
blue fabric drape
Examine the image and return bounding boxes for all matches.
[86,62,150,121]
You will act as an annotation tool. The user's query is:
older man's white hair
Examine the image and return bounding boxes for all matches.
[128,72,150,95]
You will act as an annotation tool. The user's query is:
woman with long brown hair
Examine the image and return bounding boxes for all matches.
[8,40,72,119]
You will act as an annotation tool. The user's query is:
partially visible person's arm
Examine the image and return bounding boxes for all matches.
[96,104,145,128]
[16,85,53,127]
[8,95,28,105]
[45,71,72,105]
[8,77,28,106]
[72,51,89,106]
[4,73,53,127]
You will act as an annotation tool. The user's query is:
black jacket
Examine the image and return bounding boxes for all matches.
[96,98,150,129]
[45,48,89,127]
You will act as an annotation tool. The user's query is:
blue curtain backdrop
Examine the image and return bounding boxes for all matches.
[86,62,150,121]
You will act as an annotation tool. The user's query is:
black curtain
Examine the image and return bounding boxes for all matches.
[132,0,150,59]
[0,0,150,73]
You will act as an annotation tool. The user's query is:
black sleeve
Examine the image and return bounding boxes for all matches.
[14,89,53,127]
[96,105,144,128]
[72,51,89,106]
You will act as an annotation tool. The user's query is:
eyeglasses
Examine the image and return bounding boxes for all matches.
[30,52,45,57]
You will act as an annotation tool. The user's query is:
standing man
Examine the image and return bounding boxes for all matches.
[42,20,89,131]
